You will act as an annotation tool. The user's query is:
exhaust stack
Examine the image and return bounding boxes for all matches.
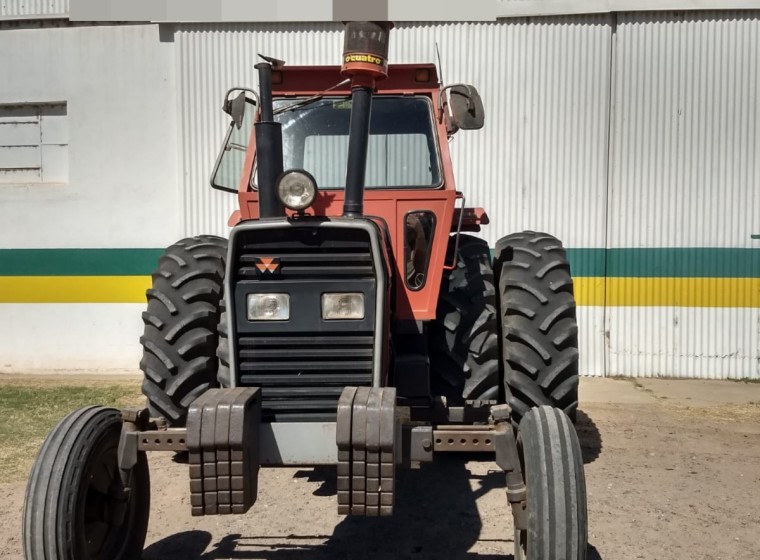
[255,61,285,219]
[341,21,393,217]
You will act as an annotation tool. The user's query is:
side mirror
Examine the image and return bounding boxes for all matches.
[222,88,259,129]
[212,88,259,193]
[447,84,485,131]
[224,91,247,129]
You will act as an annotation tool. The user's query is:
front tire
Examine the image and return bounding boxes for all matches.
[23,406,150,560]
[515,406,587,560]
[139,235,227,426]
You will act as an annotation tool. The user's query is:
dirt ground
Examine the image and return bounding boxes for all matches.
[2,377,760,560]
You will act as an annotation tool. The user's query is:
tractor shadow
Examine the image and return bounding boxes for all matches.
[575,409,603,464]
[145,454,503,559]
[144,454,604,560]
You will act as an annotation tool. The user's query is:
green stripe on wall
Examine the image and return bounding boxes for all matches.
[564,249,606,277]
[566,248,760,278]
[0,247,758,278]
[606,248,760,278]
[0,249,164,276]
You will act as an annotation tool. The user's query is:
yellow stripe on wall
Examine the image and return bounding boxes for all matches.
[0,276,757,307]
[606,277,760,308]
[574,277,760,307]
[572,277,606,306]
[0,276,151,303]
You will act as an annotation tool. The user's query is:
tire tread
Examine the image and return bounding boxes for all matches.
[23,406,150,560]
[140,235,227,425]
[518,406,587,560]
[429,235,500,404]
[496,231,580,425]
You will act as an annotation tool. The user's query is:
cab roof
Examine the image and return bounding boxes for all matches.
[271,64,440,96]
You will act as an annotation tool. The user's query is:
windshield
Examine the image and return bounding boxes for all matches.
[271,96,442,189]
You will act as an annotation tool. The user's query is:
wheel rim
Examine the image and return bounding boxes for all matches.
[77,436,141,559]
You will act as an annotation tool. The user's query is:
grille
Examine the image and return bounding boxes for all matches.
[236,235,373,281]
[238,334,374,421]
[233,227,376,422]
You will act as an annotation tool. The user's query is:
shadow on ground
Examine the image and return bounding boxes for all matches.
[575,409,603,464]
[144,454,603,560]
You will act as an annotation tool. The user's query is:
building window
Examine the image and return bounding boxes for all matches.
[0,102,68,184]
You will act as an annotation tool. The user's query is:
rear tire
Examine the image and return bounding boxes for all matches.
[139,235,228,426]
[23,406,150,560]
[495,231,579,426]
[429,234,500,404]
[216,295,231,388]
[515,406,587,560]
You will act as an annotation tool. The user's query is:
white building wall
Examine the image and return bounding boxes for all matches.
[0,23,178,372]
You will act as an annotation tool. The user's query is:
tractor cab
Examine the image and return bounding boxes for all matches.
[211,63,488,321]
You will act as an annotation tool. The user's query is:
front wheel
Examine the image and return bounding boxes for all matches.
[23,406,150,560]
[514,405,587,560]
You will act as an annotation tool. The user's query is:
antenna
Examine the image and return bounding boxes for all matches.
[435,42,444,86]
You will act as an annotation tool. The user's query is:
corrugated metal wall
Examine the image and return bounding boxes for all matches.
[0,0,68,19]
[610,11,759,249]
[607,11,760,378]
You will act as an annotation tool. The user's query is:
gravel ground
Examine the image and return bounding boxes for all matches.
[2,377,759,560]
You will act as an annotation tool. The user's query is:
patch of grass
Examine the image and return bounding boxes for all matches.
[0,381,143,483]
[730,377,760,384]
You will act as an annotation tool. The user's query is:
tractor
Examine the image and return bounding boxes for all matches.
[23,21,587,560]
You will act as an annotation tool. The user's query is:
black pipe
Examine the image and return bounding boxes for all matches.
[255,62,284,218]
[257,62,274,122]
[343,86,373,217]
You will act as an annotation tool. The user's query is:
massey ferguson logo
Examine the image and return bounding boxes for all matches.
[255,257,280,273]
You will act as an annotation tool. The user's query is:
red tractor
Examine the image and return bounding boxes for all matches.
[24,22,586,560]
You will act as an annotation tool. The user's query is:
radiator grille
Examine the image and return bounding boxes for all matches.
[238,334,374,421]
[233,227,376,422]
[237,238,373,281]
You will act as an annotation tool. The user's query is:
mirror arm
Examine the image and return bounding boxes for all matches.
[438,86,458,135]
[223,87,261,128]
[438,83,468,109]
[224,87,260,109]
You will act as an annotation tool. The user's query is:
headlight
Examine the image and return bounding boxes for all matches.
[276,169,318,211]
[247,293,290,321]
[322,293,364,320]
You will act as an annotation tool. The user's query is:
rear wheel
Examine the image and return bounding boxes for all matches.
[23,406,150,560]
[140,235,227,426]
[429,234,500,404]
[495,231,579,426]
[217,295,231,388]
[514,406,587,560]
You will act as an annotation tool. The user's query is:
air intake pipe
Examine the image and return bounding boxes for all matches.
[341,21,393,217]
[255,61,285,218]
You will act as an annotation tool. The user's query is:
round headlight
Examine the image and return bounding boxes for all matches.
[276,169,318,211]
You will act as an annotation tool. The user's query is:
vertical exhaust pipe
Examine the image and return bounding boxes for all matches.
[255,61,285,218]
[341,21,393,218]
